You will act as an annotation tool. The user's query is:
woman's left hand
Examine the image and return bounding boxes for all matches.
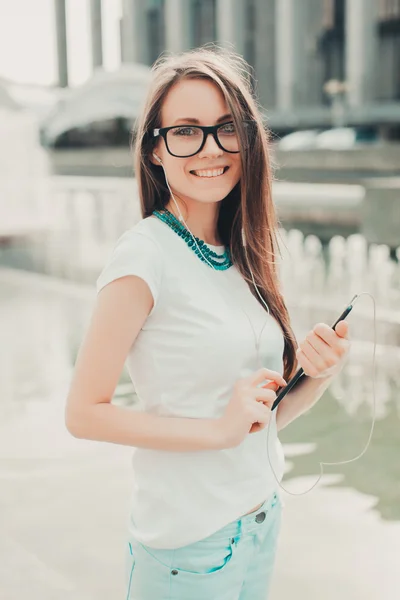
[296,321,351,379]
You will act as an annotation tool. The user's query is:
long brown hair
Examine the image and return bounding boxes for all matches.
[132,45,298,382]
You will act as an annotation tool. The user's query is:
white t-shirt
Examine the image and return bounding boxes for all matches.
[96,215,286,549]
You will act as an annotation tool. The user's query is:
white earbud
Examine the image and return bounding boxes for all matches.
[153,152,163,165]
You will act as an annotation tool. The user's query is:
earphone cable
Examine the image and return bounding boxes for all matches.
[156,159,377,496]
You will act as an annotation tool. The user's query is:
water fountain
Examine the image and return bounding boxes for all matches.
[2,174,398,345]
[277,228,400,346]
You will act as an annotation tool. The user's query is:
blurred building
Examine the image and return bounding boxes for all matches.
[117,0,400,138]
[41,64,152,148]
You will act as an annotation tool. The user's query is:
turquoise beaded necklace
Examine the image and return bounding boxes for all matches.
[153,208,233,271]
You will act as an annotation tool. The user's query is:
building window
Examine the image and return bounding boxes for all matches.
[378,0,388,19]
[147,1,166,64]
[192,0,216,46]
[379,0,400,20]
[333,0,345,29]
[378,0,400,100]
[244,0,256,67]
[322,0,335,29]
[320,0,345,92]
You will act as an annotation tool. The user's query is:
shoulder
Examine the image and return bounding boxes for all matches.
[95,217,165,299]
[116,216,163,253]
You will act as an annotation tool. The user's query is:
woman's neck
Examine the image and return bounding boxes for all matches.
[164,198,223,246]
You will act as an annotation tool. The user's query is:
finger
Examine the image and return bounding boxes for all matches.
[296,342,331,374]
[262,381,280,392]
[252,388,277,407]
[247,368,286,388]
[296,349,319,378]
[334,320,350,339]
[254,402,272,422]
[249,422,265,434]
[299,333,337,367]
[313,323,340,346]
[303,331,330,354]
[311,323,349,355]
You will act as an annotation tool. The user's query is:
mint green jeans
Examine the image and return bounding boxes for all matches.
[125,490,282,600]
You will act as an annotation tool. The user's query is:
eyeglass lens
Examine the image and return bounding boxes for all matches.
[166,123,239,157]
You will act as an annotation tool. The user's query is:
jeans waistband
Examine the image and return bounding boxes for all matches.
[206,490,280,542]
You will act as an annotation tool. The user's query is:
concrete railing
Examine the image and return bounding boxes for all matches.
[273,144,400,176]
[274,178,400,249]
[1,175,397,337]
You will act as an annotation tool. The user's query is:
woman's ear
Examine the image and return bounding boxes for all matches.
[149,150,163,166]
[149,152,158,166]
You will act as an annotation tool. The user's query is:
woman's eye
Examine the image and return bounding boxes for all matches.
[172,127,198,136]
[219,123,236,134]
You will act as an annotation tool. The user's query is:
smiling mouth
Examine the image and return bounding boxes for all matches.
[190,166,230,178]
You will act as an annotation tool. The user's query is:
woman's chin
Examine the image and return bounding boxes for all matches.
[189,189,233,204]
[182,180,237,202]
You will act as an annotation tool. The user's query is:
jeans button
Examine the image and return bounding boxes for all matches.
[171,569,178,576]
[255,511,266,523]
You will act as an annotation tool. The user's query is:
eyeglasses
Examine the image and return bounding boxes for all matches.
[151,120,255,158]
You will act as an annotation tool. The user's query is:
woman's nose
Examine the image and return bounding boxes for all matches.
[198,132,223,158]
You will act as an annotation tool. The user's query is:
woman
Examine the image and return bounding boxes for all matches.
[65,47,350,600]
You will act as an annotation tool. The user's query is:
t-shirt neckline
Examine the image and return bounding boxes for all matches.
[149,214,225,252]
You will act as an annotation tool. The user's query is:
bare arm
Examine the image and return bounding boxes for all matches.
[276,372,334,432]
[276,320,349,431]
[65,275,224,452]
[68,403,223,452]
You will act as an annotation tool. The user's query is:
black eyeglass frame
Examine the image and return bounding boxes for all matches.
[151,120,255,158]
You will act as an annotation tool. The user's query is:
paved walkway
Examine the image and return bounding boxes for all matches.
[1,386,399,599]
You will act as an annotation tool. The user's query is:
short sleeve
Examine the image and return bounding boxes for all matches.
[95,230,164,311]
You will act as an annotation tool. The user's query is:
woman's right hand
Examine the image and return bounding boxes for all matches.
[218,368,287,448]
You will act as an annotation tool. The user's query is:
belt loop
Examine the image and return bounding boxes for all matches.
[234,517,243,546]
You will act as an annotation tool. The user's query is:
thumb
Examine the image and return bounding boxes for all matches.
[262,381,280,392]
[335,320,349,339]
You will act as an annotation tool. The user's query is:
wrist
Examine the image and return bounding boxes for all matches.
[211,417,229,450]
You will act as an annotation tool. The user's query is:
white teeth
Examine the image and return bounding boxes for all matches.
[192,168,225,178]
